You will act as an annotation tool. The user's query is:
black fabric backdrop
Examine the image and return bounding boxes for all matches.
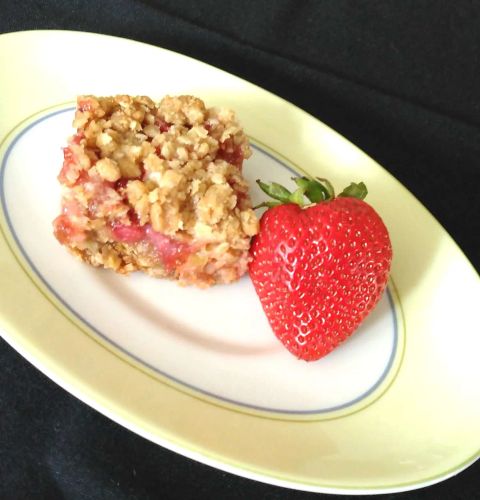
[1,1,479,499]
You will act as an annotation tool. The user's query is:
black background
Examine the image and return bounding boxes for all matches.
[1,1,479,499]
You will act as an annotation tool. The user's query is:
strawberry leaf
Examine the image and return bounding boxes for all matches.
[290,187,306,206]
[315,178,335,199]
[254,176,368,210]
[257,180,292,203]
[338,182,368,200]
[294,177,329,203]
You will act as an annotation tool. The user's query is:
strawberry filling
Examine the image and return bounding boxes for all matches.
[110,222,191,271]
[58,146,76,184]
[154,117,172,133]
[145,226,191,270]
[53,214,85,244]
[71,132,84,145]
[78,99,94,113]
[111,222,145,243]
[217,137,244,169]
[58,133,88,185]
[74,170,89,186]
[61,198,84,217]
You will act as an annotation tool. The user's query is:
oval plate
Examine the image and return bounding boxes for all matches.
[0,31,478,495]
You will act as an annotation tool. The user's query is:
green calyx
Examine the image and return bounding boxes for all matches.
[254,177,368,209]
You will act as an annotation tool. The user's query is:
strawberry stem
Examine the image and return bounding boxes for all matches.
[254,177,367,209]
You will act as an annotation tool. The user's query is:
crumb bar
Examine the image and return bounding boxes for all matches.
[53,95,259,287]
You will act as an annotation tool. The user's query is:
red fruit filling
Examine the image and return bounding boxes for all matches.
[71,132,84,145]
[111,222,145,243]
[145,226,191,270]
[217,137,244,169]
[154,117,171,133]
[110,222,191,271]
[58,147,75,184]
[53,214,85,244]
[78,100,93,113]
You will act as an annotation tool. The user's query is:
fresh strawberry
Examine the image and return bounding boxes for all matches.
[249,177,392,361]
